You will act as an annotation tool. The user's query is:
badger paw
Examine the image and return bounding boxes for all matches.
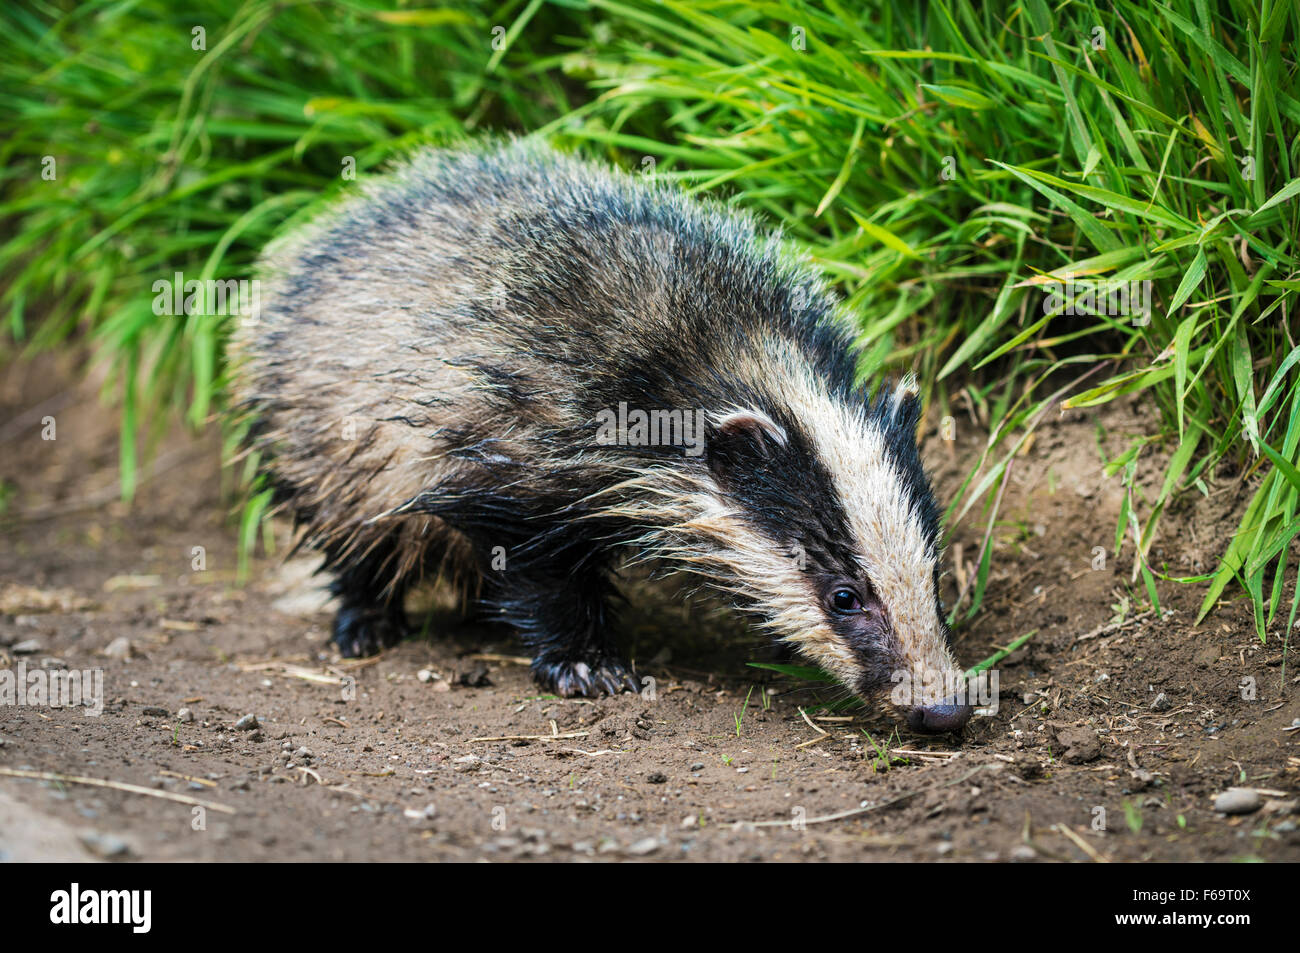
[533,657,641,698]
[333,606,406,658]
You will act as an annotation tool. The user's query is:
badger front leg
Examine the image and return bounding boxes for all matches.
[326,541,411,657]
[481,566,639,697]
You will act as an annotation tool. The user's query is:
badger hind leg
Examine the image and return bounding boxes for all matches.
[483,566,640,697]
[325,540,411,658]
[332,602,406,658]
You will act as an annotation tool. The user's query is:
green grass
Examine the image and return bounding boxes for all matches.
[1,0,579,495]
[3,0,1299,639]
[550,0,1300,639]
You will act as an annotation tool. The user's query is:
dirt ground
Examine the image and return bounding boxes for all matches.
[1,352,1297,863]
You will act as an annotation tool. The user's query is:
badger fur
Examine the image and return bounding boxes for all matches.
[232,139,974,733]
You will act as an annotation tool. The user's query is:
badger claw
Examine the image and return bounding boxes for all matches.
[333,606,406,658]
[534,658,641,698]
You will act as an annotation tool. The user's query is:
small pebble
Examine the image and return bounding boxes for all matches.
[102,637,132,659]
[77,832,133,860]
[233,714,259,731]
[1213,788,1262,815]
[141,706,168,717]
[11,639,42,655]
[176,708,195,723]
[1151,692,1171,711]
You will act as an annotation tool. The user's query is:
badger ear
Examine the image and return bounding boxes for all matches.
[886,373,922,433]
[707,408,788,480]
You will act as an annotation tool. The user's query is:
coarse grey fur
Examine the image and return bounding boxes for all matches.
[230,138,972,731]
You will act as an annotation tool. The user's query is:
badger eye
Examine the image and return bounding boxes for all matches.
[830,588,862,614]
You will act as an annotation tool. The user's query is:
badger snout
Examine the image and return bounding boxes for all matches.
[905,699,974,734]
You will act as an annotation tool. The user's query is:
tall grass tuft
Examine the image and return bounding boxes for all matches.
[546,0,1300,636]
[1,0,577,498]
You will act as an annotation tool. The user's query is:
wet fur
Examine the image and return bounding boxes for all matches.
[231,138,963,710]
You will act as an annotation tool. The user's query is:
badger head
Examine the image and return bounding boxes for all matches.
[699,370,974,734]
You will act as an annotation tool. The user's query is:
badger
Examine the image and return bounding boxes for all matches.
[231,139,974,733]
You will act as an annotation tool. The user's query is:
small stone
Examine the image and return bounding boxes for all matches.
[141,706,168,717]
[646,771,667,784]
[103,637,133,659]
[1151,692,1171,711]
[1053,726,1101,764]
[626,837,660,856]
[689,762,705,772]
[1213,788,1262,815]
[10,639,42,655]
[176,708,195,723]
[456,663,492,688]
[1010,845,1037,863]
[417,669,435,683]
[78,832,133,860]
[233,714,259,731]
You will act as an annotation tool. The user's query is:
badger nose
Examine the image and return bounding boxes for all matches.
[905,700,974,734]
